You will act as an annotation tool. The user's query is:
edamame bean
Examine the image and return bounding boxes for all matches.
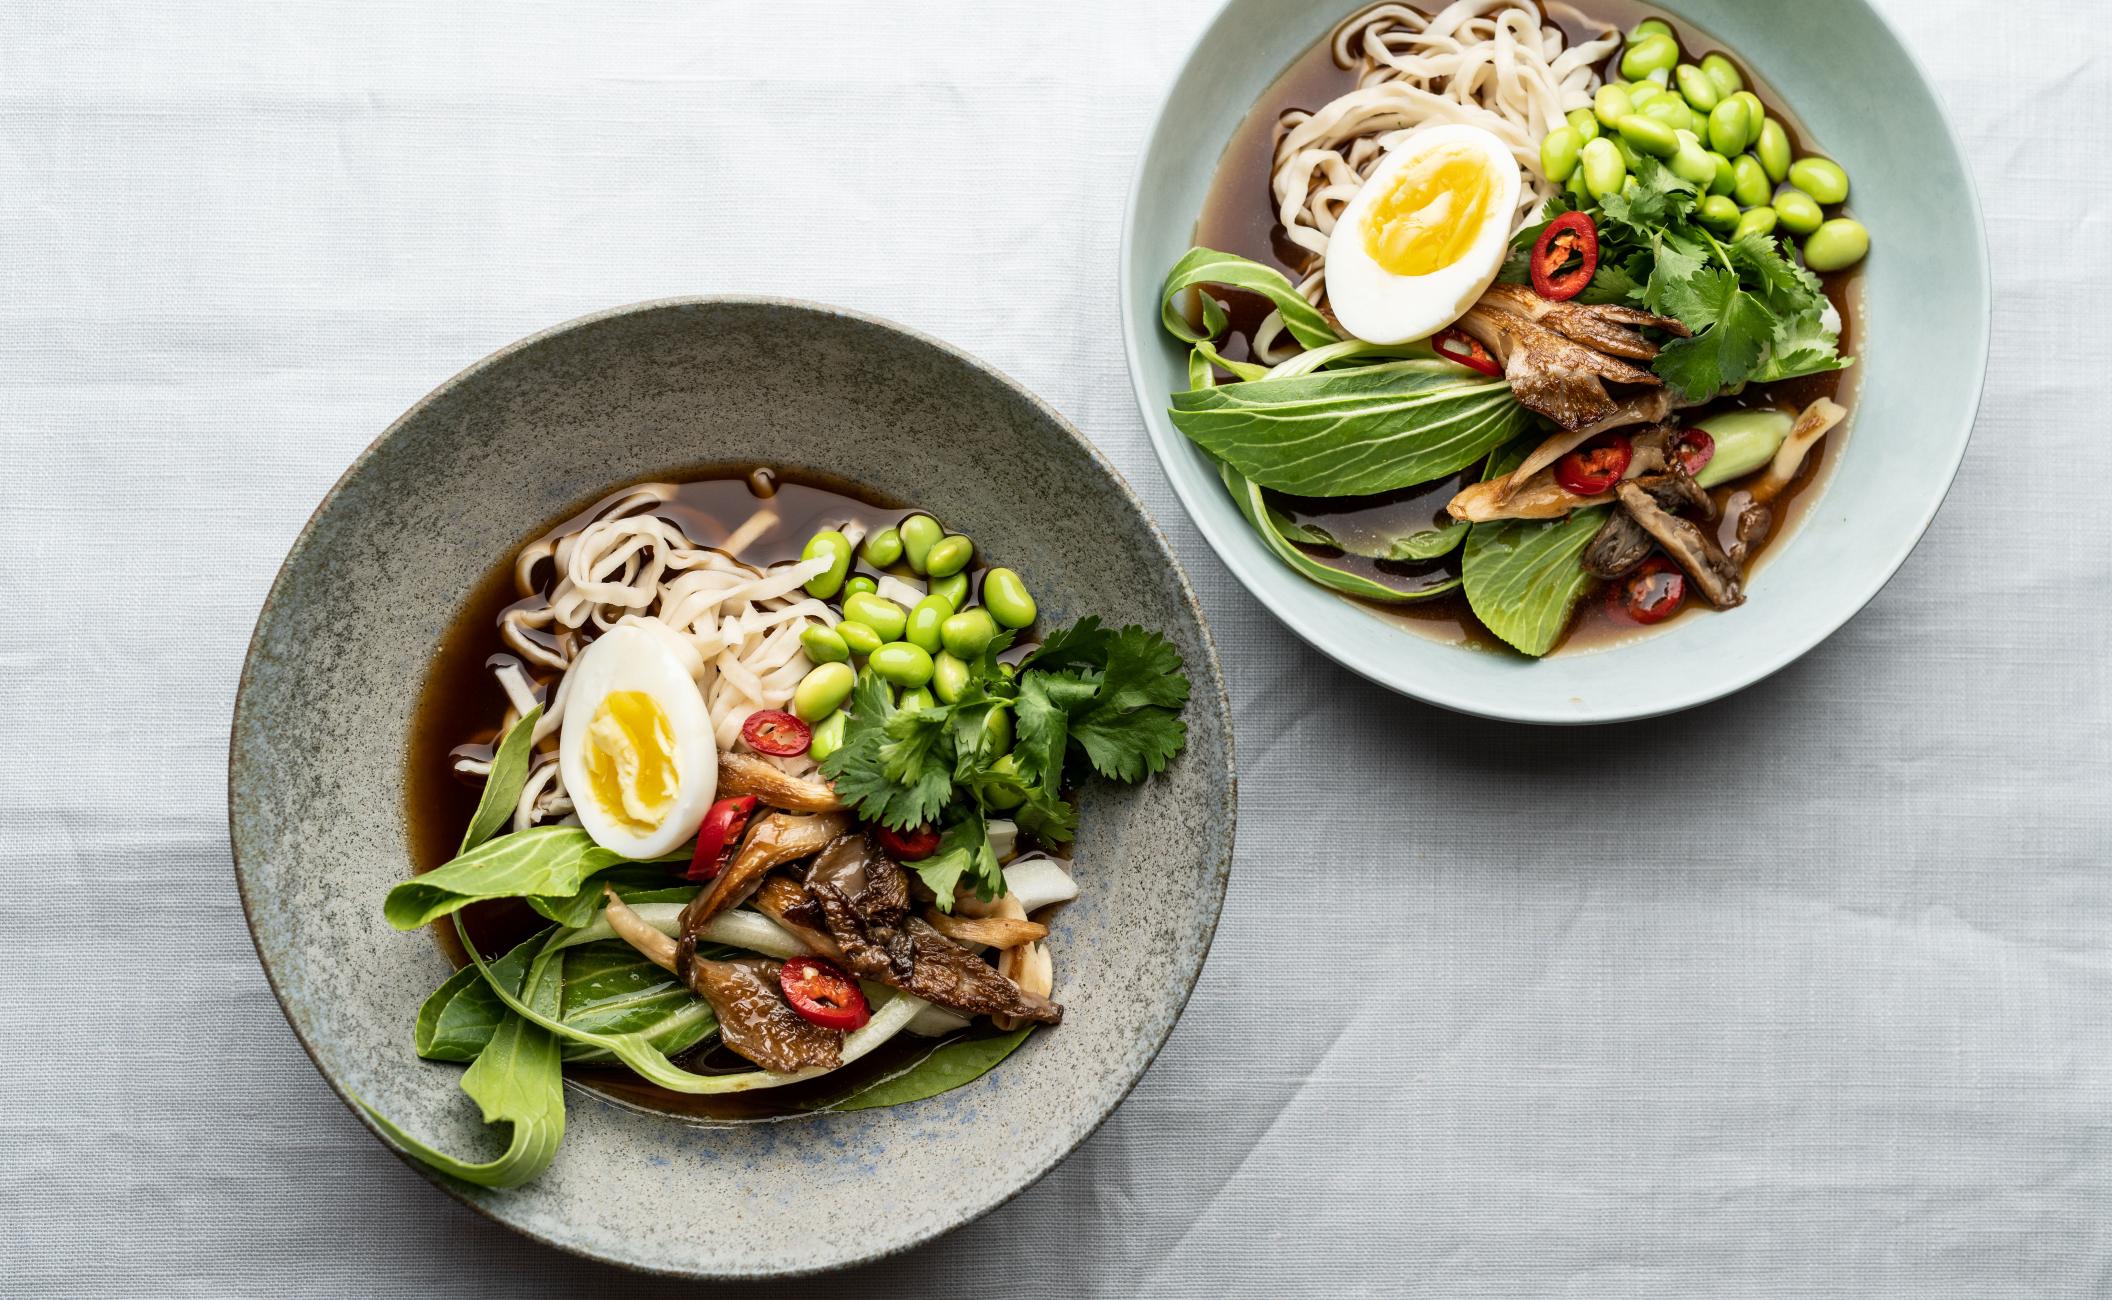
[1731,155,1771,208]
[1611,134,1642,172]
[836,619,883,657]
[1630,17,1674,41]
[1621,32,1678,80]
[898,686,936,711]
[800,530,852,599]
[843,574,877,600]
[1754,118,1790,182]
[1698,193,1741,232]
[800,623,850,664]
[1617,114,1679,159]
[1733,206,1778,241]
[905,595,950,653]
[792,662,855,722]
[808,710,848,762]
[1669,134,1716,186]
[869,641,934,688]
[979,707,1013,756]
[1708,151,1736,195]
[1580,136,1626,199]
[842,591,907,642]
[1640,96,1695,135]
[1772,188,1823,236]
[979,754,1027,810]
[1707,96,1751,156]
[1675,63,1720,113]
[899,514,944,574]
[1803,218,1869,272]
[924,534,973,578]
[858,526,903,568]
[1594,84,1634,130]
[1540,126,1583,183]
[1691,409,1792,487]
[1701,52,1743,98]
[1644,66,1671,89]
[940,607,999,660]
[1731,93,1765,134]
[931,651,971,704]
[1626,81,1661,106]
[1566,107,1600,142]
[1788,156,1849,205]
[980,567,1037,629]
[928,572,969,610]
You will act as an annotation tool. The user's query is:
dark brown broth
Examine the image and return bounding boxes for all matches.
[1189,0,1862,654]
[404,467,1017,1122]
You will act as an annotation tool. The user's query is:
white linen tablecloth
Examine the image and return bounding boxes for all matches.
[3,2,2106,1295]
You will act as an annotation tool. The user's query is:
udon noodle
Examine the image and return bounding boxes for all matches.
[464,485,847,832]
[1255,0,1617,361]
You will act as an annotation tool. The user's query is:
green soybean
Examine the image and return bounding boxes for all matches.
[842,591,907,642]
[1617,114,1678,159]
[928,572,969,610]
[924,534,973,578]
[793,663,854,723]
[1707,96,1751,156]
[800,623,850,664]
[905,595,950,653]
[1731,154,1771,208]
[1788,156,1849,204]
[898,686,936,712]
[931,651,971,704]
[940,607,999,660]
[1675,63,1720,113]
[1708,151,1736,195]
[800,530,852,599]
[899,514,944,574]
[979,754,1027,810]
[1594,84,1634,130]
[1733,206,1778,241]
[1754,118,1790,182]
[1540,126,1582,183]
[1772,188,1823,236]
[1697,193,1741,232]
[1640,96,1695,135]
[869,641,934,688]
[1643,66,1671,89]
[843,574,878,600]
[1692,409,1793,487]
[979,706,1013,756]
[1630,17,1674,41]
[980,567,1037,629]
[1621,32,1678,80]
[1803,218,1869,272]
[1731,93,1765,143]
[1669,134,1716,186]
[1611,133,1642,172]
[836,619,883,657]
[858,526,903,568]
[1701,52,1743,98]
[808,710,848,762]
[1581,137,1626,199]
[1566,107,1600,142]
[1626,81,1661,106]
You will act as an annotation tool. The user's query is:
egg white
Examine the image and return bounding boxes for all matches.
[1323,124,1521,346]
[557,619,718,860]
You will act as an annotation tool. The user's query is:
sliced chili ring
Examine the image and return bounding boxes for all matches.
[686,795,758,881]
[1554,432,1633,496]
[1432,326,1501,377]
[1673,428,1716,478]
[780,955,871,1031]
[740,708,811,757]
[875,824,941,861]
[1614,555,1686,625]
[1530,211,1600,301]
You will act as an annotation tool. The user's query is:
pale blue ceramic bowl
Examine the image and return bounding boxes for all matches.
[1120,0,1988,724]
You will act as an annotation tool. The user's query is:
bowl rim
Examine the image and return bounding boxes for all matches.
[228,294,1238,1277]
[1117,0,1991,725]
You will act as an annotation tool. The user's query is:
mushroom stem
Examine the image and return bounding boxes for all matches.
[601,887,679,973]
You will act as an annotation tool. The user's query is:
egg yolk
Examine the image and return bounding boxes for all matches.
[1361,147,1496,277]
[583,691,680,831]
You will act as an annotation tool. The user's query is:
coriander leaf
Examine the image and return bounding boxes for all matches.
[1094,626,1190,713]
[1642,243,1717,324]
[1021,616,1113,675]
[1653,285,1777,399]
[1728,231,1824,313]
[1069,704,1188,784]
[1014,784,1080,846]
[820,672,953,830]
[914,810,1003,913]
[1751,304,1849,383]
[1014,669,1097,793]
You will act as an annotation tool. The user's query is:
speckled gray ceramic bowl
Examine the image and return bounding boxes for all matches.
[230,298,1234,1278]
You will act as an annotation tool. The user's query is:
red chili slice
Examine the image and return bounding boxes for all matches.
[875,824,941,861]
[780,955,871,1031]
[1614,556,1686,625]
[686,795,758,881]
[1554,433,1633,496]
[1530,211,1600,301]
[741,708,811,757]
[1674,428,1716,477]
[1432,326,1502,377]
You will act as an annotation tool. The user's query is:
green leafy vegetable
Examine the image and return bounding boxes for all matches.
[457,707,541,855]
[1222,462,1463,604]
[1159,246,1339,352]
[384,826,685,931]
[1168,359,1531,497]
[911,809,1005,913]
[1270,509,1468,563]
[1461,438,1607,657]
[822,1026,1036,1112]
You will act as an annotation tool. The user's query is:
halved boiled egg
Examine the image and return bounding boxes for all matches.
[558,618,718,860]
[1323,124,1521,345]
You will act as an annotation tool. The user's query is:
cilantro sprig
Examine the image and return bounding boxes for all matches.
[818,617,1190,910]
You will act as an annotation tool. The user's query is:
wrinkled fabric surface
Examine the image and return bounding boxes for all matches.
[2,2,2107,1296]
